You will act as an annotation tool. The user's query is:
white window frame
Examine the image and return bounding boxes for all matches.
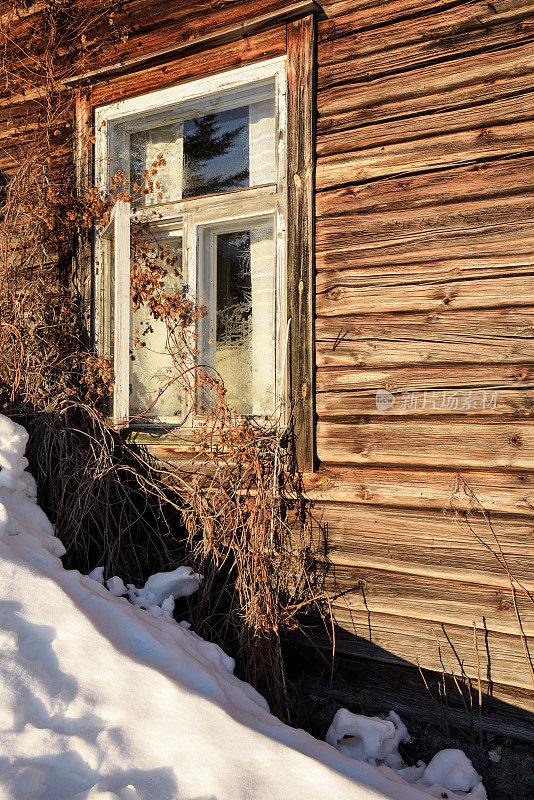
[94,57,287,429]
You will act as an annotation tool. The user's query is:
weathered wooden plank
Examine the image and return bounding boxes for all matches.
[329,563,534,638]
[317,91,534,158]
[0,147,72,178]
[287,14,317,471]
[316,314,534,368]
[316,363,534,392]
[316,388,534,418]
[319,6,534,88]
[70,0,293,74]
[329,605,534,690]
[317,46,534,125]
[316,336,534,369]
[316,186,534,267]
[303,465,534,515]
[66,2,314,85]
[89,26,287,107]
[1,0,276,82]
[316,192,534,248]
[317,119,534,188]
[317,420,534,469]
[318,0,467,36]
[316,255,534,291]
[316,274,534,316]
[315,157,534,219]
[0,2,46,26]
[291,645,534,742]
[315,221,534,270]
[316,502,534,586]
[315,308,534,340]
[319,0,534,60]
[0,1,292,107]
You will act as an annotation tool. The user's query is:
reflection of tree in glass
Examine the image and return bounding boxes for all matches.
[183,107,249,198]
[216,231,252,346]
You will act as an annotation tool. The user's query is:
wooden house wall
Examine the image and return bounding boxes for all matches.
[2,0,533,734]
[308,0,534,733]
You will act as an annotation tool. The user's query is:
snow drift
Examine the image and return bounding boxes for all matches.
[0,414,486,800]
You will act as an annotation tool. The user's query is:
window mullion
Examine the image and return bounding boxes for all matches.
[182,212,198,427]
[113,200,131,426]
[275,195,288,424]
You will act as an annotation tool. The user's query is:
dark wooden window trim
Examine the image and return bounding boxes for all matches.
[73,90,94,343]
[287,14,316,472]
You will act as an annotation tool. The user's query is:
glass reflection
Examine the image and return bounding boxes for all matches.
[215,225,275,417]
[126,95,275,205]
[130,237,184,421]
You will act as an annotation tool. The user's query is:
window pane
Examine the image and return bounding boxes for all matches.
[130,236,184,421]
[183,106,249,198]
[215,223,275,417]
[125,93,275,205]
[129,122,183,207]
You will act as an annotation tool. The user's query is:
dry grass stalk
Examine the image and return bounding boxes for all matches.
[452,475,534,690]
[0,0,328,719]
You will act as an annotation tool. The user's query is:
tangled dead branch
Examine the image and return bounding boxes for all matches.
[0,0,327,718]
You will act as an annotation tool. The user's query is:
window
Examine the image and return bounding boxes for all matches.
[94,58,287,427]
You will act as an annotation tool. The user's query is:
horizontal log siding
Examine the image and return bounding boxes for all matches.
[3,0,533,734]
[314,0,534,726]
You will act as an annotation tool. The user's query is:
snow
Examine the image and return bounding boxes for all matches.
[326,711,486,799]
[105,576,127,597]
[125,566,201,608]
[421,751,484,796]
[0,414,487,800]
[326,709,410,764]
[87,567,105,584]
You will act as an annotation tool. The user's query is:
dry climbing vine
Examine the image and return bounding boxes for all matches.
[0,0,327,718]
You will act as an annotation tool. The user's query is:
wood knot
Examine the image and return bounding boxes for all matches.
[510,434,522,446]
[498,600,511,611]
[328,288,341,301]
[437,288,457,306]
[478,127,494,141]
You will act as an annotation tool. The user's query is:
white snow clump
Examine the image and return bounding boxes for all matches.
[89,563,202,621]
[126,565,201,607]
[326,708,487,799]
